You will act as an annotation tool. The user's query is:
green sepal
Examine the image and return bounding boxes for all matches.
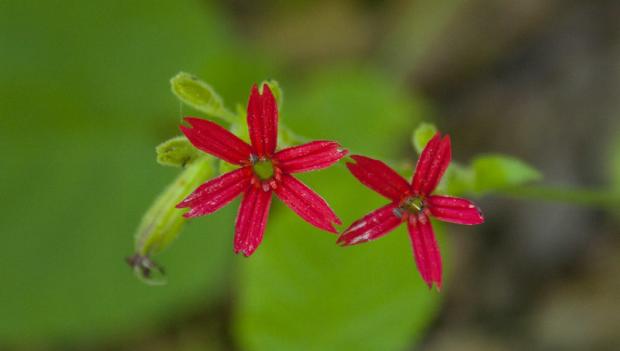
[156,135,201,167]
[412,122,438,154]
[170,72,235,122]
[129,157,213,284]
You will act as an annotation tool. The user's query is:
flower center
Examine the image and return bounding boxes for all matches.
[400,196,424,214]
[252,159,275,181]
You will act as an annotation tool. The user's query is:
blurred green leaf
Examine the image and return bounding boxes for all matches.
[440,163,475,196]
[171,72,235,122]
[472,154,542,194]
[0,0,261,346]
[235,169,441,351]
[156,135,201,168]
[282,66,424,158]
[412,122,438,154]
[0,135,235,346]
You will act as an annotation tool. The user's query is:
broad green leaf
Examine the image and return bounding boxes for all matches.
[472,154,541,194]
[156,135,201,168]
[235,168,442,351]
[0,134,235,346]
[0,0,258,346]
[171,72,235,122]
[412,122,438,154]
[281,66,425,158]
[439,163,475,196]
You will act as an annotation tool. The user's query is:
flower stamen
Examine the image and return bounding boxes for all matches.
[400,196,425,214]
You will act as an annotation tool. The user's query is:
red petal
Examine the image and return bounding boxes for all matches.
[346,155,410,201]
[337,203,404,246]
[234,186,272,256]
[247,84,278,157]
[408,213,442,289]
[274,141,348,173]
[411,134,451,195]
[274,174,341,233]
[181,117,252,165]
[426,195,484,225]
[177,167,251,218]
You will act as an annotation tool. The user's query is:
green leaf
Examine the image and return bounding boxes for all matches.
[170,72,234,122]
[283,67,424,158]
[472,154,542,194]
[440,163,475,196]
[412,122,438,154]
[235,169,441,351]
[0,135,235,346]
[0,0,250,344]
[156,135,201,168]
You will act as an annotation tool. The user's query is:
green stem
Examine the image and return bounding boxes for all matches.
[497,185,620,208]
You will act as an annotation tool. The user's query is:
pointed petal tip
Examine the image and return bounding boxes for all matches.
[182,116,202,126]
[423,279,442,292]
[261,82,272,95]
[325,224,339,234]
[336,235,348,246]
[234,245,257,257]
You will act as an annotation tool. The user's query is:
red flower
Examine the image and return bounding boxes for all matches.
[337,133,484,289]
[177,84,347,256]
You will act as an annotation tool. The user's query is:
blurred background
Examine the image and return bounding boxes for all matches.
[1,0,619,350]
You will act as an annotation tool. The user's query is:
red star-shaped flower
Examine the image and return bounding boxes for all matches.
[177,84,347,256]
[337,133,484,289]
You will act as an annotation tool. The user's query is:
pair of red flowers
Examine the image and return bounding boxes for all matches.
[177,84,484,289]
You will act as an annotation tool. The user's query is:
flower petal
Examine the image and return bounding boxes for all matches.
[411,133,451,196]
[177,167,252,218]
[337,203,404,246]
[346,155,410,201]
[247,84,278,157]
[426,195,484,225]
[274,174,341,233]
[274,141,348,173]
[181,117,252,165]
[408,213,442,289]
[234,186,272,256]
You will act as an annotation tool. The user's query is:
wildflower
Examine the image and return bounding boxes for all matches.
[338,133,484,289]
[178,84,347,256]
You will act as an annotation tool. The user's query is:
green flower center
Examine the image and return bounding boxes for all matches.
[401,196,424,213]
[253,159,275,180]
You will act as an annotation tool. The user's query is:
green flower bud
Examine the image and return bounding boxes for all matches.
[170,72,235,122]
[128,157,213,285]
[156,135,201,167]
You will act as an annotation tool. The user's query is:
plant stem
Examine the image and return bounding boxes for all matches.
[497,185,620,208]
